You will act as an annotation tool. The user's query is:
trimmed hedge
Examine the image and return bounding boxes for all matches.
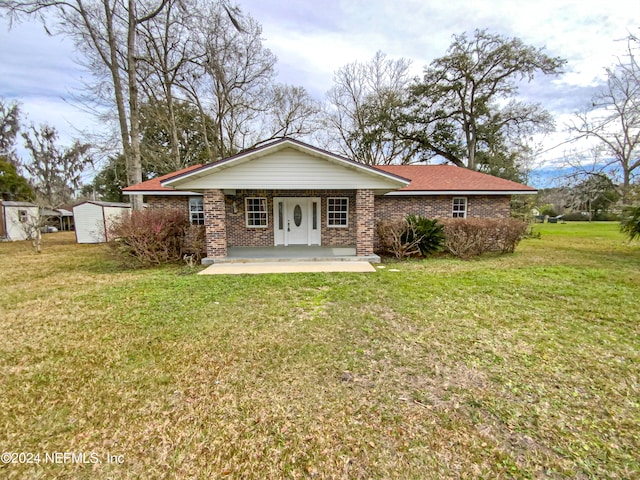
[439,218,529,259]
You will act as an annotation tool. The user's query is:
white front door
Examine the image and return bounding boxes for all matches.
[286,198,308,244]
[273,197,321,246]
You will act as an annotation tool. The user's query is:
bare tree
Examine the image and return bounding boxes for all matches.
[1,0,172,210]
[137,0,197,170]
[22,124,92,207]
[196,7,276,157]
[568,36,640,204]
[260,84,321,142]
[326,51,415,165]
[0,98,20,166]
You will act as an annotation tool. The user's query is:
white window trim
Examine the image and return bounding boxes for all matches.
[18,209,29,223]
[189,197,204,225]
[452,197,467,218]
[245,197,268,228]
[327,197,349,228]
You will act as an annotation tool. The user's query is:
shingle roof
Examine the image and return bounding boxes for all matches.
[375,165,537,193]
[122,158,536,195]
[122,164,204,192]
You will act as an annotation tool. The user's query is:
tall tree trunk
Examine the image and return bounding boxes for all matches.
[103,0,133,193]
[163,75,181,169]
[127,0,143,210]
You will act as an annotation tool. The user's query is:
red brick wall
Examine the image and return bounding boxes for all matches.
[226,190,357,247]
[374,195,511,249]
[145,195,191,215]
[374,195,511,223]
[145,193,511,254]
[203,190,227,258]
[356,189,375,256]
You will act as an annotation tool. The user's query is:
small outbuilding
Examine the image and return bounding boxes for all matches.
[0,201,40,241]
[73,201,131,243]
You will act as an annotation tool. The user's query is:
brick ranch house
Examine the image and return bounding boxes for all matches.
[123,138,537,264]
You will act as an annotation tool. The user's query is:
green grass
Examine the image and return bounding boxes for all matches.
[1,223,639,479]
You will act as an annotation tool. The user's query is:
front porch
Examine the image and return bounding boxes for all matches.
[202,245,380,265]
[202,189,379,264]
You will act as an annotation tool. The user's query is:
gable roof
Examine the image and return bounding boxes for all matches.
[122,164,204,195]
[375,165,537,195]
[160,138,409,191]
[121,139,537,196]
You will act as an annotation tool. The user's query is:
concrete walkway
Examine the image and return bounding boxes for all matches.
[199,261,376,275]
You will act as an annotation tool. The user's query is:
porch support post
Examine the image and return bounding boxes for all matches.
[355,189,375,256]
[204,189,227,259]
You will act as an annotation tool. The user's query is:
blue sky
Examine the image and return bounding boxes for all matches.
[0,0,638,181]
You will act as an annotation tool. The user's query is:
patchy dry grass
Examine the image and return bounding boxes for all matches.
[0,225,638,479]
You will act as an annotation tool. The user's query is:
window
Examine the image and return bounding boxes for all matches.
[312,201,318,230]
[18,209,28,223]
[452,197,467,218]
[245,197,268,227]
[327,197,348,227]
[189,197,204,225]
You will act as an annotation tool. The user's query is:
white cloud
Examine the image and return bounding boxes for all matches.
[1,0,638,175]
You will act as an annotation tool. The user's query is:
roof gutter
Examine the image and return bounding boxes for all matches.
[385,190,538,196]
[123,190,202,196]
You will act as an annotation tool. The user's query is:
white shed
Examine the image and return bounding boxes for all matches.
[73,201,131,243]
[0,201,40,241]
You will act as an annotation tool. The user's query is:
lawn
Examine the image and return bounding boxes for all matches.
[0,222,638,479]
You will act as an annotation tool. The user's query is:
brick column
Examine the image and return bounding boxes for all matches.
[204,189,227,259]
[355,189,375,256]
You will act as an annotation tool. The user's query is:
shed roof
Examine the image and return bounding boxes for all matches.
[1,201,38,207]
[73,201,132,208]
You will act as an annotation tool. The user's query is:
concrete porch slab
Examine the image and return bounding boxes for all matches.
[198,261,376,275]
[202,246,380,265]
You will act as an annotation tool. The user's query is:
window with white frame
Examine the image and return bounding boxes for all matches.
[189,197,204,225]
[245,197,268,227]
[327,197,349,227]
[452,197,467,218]
[18,209,28,223]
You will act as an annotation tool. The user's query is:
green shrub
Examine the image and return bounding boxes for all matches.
[108,209,192,267]
[561,212,590,221]
[620,205,640,241]
[403,214,445,256]
[376,215,444,259]
[440,218,529,258]
[540,204,557,217]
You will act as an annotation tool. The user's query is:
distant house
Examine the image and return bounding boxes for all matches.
[41,207,75,232]
[0,201,39,241]
[123,138,537,264]
[73,201,131,244]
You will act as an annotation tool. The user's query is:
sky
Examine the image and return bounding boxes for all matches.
[0,0,638,184]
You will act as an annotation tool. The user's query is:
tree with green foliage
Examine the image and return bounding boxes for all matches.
[620,205,640,241]
[82,155,128,202]
[140,99,217,176]
[568,173,620,220]
[0,157,34,201]
[399,29,565,180]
